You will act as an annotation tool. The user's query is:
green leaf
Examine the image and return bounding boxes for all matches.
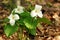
[4,24,19,37]
[20,11,30,18]
[29,28,36,35]
[38,17,51,24]
[17,19,24,25]
[12,10,15,14]
[4,18,9,23]
[23,17,37,29]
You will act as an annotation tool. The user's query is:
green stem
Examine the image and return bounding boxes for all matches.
[18,27,23,40]
[16,0,21,6]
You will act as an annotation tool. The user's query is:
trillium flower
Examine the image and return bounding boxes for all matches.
[14,6,24,14]
[31,5,43,18]
[8,14,19,26]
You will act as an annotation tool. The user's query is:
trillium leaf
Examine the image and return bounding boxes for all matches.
[4,24,18,37]
[23,17,37,29]
[38,17,51,24]
[17,19,24,25]
[4,18,9,23]
[29,28,36,35]
[20,11,30,18]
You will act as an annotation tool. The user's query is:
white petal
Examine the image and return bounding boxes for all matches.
[17,6,24,10]
[10,20,15,26]
[14,8,20,13]
[15,6,24,13]
[15,8,24,14]
[37,11,43,18]
[14,14,19,20]
[19,10,24,13]
[35,5,42,11]
[8,14,13,19]
[31,10,37,17]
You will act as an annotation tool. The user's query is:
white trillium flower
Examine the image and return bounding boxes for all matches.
[31,5,43,18]
[8,14,19,26]
[14,6,24,14]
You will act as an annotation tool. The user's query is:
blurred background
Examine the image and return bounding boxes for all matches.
[0,0,60,40]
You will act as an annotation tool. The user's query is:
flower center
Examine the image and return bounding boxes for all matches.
[35,9,40,13]
[17,8,20,11]
[12,16,15,19]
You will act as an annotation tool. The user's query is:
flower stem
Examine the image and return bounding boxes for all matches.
[18,27,23,40]
[16,0,21,6]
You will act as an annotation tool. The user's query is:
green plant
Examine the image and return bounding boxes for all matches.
[4,4,51,37]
